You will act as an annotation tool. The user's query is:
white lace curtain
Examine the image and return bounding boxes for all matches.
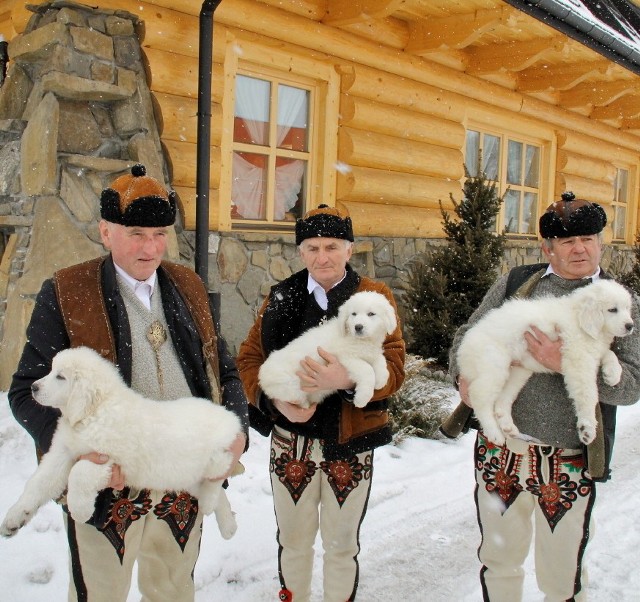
[232,76,307,220]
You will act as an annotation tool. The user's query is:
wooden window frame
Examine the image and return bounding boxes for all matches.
[218,39,340,234]
[612,166,630,243]
[465,126,548,238]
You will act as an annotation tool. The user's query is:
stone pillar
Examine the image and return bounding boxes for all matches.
[0,1,178,389]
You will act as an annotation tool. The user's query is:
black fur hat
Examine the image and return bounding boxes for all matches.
[295,204,354,245]
[100,164,177,227]
[539,191,607,239]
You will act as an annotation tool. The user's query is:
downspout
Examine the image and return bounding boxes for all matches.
[196,0,223,327]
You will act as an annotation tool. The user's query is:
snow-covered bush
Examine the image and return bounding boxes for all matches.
[388,354,457,443]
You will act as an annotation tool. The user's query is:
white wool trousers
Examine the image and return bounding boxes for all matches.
[474,433,596,602]
[270,426,374,602]
[64,488,203,602]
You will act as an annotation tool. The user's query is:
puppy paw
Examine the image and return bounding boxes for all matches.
[216,510,237,540]
[601,363,622,386]
[0,508,32,537]
[577,420,597,445]
[497,417,520,438]
[482,427,505,447]
[374,367,390,390]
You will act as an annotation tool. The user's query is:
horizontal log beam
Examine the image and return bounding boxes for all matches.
[154,92,221,145]
[590,96,640,120]
[556,150,616,183]
[338,200,447,238]
[339,127,464,180]
[555,173,613,205]
[175,186,219,231]
[339,96,465,149]
[163,139,220,189]
[337,165,460,208]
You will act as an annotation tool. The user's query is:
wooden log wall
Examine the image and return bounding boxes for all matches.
[1,0,639,239]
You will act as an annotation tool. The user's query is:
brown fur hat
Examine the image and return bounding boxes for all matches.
[539,191,606,239]
[295,204,354,245]
[100,164,176,227]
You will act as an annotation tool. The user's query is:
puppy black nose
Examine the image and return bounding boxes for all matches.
[626,322,634,333]
[355,324,364,333]
[31,383,39,394]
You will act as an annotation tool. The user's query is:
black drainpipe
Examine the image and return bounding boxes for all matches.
[0,40,8,86]
[196,0,223,328]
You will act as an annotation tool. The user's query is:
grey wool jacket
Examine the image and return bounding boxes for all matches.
[448,269,640,451]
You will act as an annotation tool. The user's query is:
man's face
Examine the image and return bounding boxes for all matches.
[99,220,168,281]
[542,234,602,280]
[299,237,353,291]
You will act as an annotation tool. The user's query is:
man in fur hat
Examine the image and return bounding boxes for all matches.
[446,192,640,601]
[237,204,405,602]
[8,164,248,601]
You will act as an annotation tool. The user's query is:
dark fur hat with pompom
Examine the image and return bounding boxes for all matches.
[100,164,176,227]
[295,204,354,245]
[539,191,606,239]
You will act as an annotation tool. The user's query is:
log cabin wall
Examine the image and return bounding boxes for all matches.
[0,0,639,355]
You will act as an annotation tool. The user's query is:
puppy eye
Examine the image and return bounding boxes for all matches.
[56,373,66,380]
[367,312,376,317]
[608,308,618,313]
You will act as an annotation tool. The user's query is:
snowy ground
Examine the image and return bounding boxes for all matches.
[1,389,639,601]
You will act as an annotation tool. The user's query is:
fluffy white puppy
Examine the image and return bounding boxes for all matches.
[259,290,397,408]
[457,279,634,446]
[1,346,241,539]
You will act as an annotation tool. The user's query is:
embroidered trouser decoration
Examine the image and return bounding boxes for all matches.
[271,429,318,503]
[321,456,371,507]
[153,491,199,551]
[99,488,152,563]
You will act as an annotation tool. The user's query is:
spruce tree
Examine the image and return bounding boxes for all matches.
[404,168,506,367]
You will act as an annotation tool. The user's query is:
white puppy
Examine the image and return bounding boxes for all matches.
[457,279,634,446]
[259,290,397,408]
[1,346,242,539]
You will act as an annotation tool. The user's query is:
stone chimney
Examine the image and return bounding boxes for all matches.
[0,1,179,389]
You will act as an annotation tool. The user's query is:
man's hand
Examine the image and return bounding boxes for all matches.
[524,325,563,372]
[78,452,125,490]
[272,399,317,423]
[297,347,355,393]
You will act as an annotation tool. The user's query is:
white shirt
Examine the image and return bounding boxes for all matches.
[306,271,347,310]
[542,265,600,280]
[114,263,157,310]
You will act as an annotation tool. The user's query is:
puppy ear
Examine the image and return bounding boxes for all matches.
[381,300,398,334]
[65,369,100,426]
[576,293,604,339]
[337,301,351,336]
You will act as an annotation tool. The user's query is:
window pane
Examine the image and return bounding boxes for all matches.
[504,190,520,233]
[507,140,522,185]
[277,85,309,152]
[483,134,500,180]
[465,130,480,176]
[616,169,629,203]
[523,192,538,235]
[524,145,540,187]
[231,151,268,220]
[274,159,306,221]
[234,75,270,146]
[615,206,626,239]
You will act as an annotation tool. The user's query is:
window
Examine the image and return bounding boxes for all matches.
[465,129,542,236]
[219,42,339,233]
[231,74,310,223]
[612,167,629,242]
